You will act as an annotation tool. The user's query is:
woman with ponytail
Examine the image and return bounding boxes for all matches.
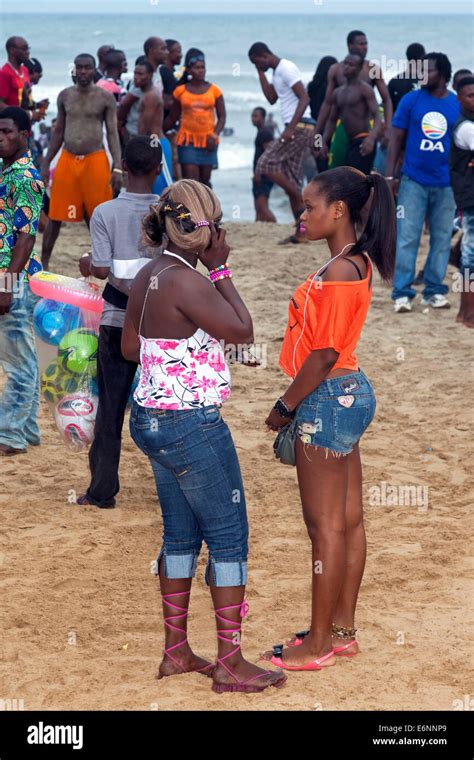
[121,179,286,694]
[262,167,396,671]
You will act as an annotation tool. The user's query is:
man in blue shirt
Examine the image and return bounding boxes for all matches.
[386,52,460,312]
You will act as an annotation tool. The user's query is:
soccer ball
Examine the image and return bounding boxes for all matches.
[41,358,82,404]
[33,299,82,346]
[54,393,98,449]
[58,328,98,376]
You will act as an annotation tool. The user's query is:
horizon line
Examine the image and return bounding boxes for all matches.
[2,9,471,14]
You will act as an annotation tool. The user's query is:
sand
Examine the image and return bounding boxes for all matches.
[0,220,472,712]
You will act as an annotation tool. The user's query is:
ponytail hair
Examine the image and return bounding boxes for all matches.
[311,167,396,283]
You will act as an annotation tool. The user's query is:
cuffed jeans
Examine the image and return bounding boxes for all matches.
[130,402,249,587]
[86,325,137,507]
[0,280,40,449]
[392,174,456,301]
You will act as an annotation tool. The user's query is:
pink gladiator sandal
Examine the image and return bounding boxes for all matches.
[158,590,214,678]
[212,601,287,693]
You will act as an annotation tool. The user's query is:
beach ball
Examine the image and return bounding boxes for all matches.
[54,393,98,448]
[33,299,82,346]
[58,328,98,376]
[41,358,82,404]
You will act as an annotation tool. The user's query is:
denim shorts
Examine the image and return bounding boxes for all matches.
[129,401,248,587]
[294,370,376,456]
[177,142,218,168]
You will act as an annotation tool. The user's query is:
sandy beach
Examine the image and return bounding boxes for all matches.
[0,220,472,712]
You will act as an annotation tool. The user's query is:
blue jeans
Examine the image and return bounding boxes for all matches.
[129,402,248,587]
[373,142,387,176]
[461,207,474,276]
[0,280,40,449]
[295,370,376,456]
[392,175,456,300]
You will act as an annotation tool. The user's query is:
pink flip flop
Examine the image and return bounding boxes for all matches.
[269,644,336,672]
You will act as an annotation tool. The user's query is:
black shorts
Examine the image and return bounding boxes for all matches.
[252,176,273,199]
[346,138,376,175]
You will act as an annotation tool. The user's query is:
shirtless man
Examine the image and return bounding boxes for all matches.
[40,53,122,267]
[316,30,392,159]
[322,54,381,174]
[118,59,164,142]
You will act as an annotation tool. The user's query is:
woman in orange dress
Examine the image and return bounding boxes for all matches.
[164,48,225,186]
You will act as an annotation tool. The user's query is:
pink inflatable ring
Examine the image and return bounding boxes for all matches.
[30,272,104,314]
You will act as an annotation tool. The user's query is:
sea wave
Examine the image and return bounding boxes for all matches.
[217,142,254,170]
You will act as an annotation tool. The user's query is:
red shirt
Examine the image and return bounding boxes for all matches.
[0,62,31,107]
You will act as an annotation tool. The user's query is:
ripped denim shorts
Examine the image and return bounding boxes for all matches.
[294,370,376,457]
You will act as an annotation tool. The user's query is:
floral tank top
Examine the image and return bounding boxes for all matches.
[133,252,231,410]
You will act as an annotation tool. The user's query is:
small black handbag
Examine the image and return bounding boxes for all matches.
[273,417,298,466]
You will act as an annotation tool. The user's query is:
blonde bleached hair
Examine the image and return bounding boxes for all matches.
[142,179,223,252]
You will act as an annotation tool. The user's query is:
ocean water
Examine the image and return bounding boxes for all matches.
[3,12,472,221]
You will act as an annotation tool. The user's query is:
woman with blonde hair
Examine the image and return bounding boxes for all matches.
[122,179,286,694]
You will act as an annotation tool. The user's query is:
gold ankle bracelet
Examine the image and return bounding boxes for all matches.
[332,623,357,639]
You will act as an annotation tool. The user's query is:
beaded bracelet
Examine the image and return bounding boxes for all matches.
[209,264,227,276]
[210,267,233,284]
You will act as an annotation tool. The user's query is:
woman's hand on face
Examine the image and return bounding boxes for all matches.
[199,224,230,271]
[265,407,290,432]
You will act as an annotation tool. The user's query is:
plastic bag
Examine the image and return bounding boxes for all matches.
[32,272,103,451]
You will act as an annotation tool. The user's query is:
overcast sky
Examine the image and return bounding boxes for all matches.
[4,0,472,13]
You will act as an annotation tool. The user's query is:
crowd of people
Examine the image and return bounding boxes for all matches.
[0,25,472,695]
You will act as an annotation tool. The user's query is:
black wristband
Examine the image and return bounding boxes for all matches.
[273,397,294,418]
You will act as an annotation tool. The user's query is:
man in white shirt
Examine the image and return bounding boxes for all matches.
[249,42,315,243]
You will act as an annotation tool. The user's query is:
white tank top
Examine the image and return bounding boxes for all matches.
[133,251,232,410]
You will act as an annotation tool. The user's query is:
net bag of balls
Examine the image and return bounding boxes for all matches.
[30,272,103,451]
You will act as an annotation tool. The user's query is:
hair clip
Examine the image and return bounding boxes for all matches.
[194,220,210,228]
[177,212,191,220]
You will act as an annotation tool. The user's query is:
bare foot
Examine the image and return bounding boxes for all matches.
[261,629,358,659]
[262,637,336,669]
[0,444,26,456]
[212,654,287,692]
[463,314,474,328]
[156,643,214,679]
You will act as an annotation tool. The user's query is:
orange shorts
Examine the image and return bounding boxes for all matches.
[49,148,112,222]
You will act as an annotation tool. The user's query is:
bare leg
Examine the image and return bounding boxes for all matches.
[156,557,213,679]
[263,169,303,219]
[181,163,200,180]
[255,196,276,223]
[210,584,286,689]
[41,219,62,269]
[263,439,348,666]
[199,165,212,187]
[332,443,365,652]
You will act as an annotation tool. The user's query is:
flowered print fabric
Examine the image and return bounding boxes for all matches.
[0,151,44,271]
[134,328,231,410]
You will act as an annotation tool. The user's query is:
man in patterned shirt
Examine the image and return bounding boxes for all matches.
[0,106,44,455]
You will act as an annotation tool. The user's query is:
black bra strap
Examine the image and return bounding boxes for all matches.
[343,256,364,280]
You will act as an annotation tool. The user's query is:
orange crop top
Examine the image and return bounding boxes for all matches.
[173,83,222,148]
[279,257,373,379]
